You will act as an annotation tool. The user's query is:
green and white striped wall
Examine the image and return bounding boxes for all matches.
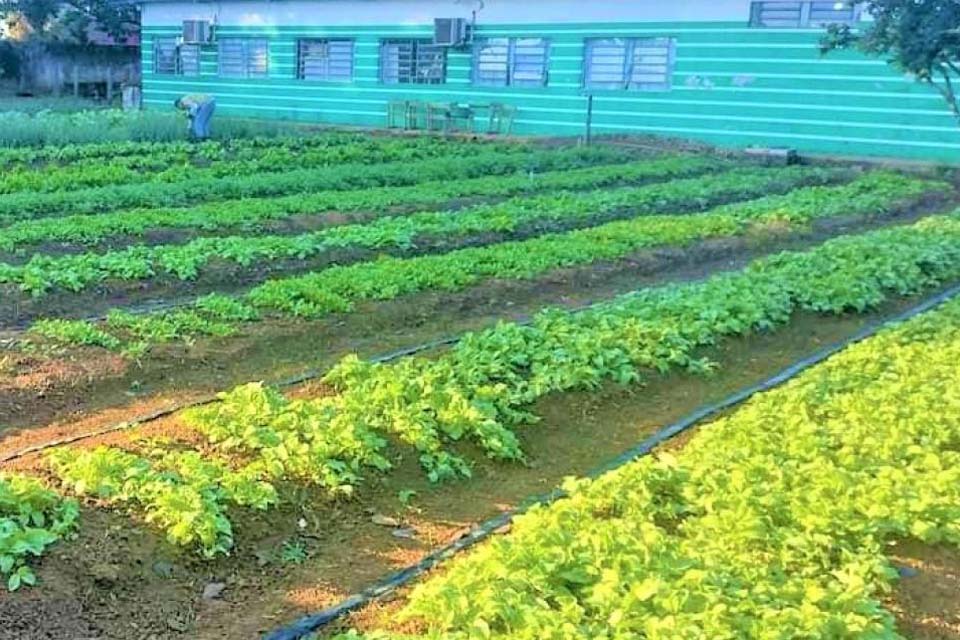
[142,21,960,163]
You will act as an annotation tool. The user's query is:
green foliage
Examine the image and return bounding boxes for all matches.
[47,446,276,557]
[0,132,500,195]
[35,168,944,353]
[0,108,314,148]
[0,144,620,223]
[0,473,79,591]
[0,152,720,251]
[340,296,960,639]
[189,213,960,483]
[822,1,960,121]
[1,163,854,295]
[30,318,121,350]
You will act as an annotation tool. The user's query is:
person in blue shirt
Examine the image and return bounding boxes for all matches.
[174,94,216,139]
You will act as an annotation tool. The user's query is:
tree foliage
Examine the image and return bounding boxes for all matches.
[822,1,960,121]
[0,0,137,45]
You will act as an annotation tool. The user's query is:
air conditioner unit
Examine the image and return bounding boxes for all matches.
[434,18,470,47]
[182,20,214,44]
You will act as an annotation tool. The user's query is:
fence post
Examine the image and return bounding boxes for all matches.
[106,66,113,103]
[72,65,79,97]
[585,94,594,146]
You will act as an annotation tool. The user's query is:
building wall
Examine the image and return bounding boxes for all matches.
[140,0,960,163]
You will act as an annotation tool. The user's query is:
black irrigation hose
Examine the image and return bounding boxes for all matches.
[0,282,634,463]
[0,332,464,465]
[261,281,960,640]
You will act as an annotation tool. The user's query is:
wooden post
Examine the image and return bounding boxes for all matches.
[53,64,62,98]
[585,94,594,146]
[106,66,113,103]
[72,65,79,97]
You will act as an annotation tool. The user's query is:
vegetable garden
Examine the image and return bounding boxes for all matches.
[0,130,958,640]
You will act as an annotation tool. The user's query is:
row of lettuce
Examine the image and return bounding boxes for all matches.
[337,285,960,639]
[0,135,511,195]
[3,162,846,295]
[0,153,724,252]
[0,146,635,224]
[29,168,950,354]
[4,210,960,591]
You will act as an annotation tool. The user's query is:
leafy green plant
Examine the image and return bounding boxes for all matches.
[0,474,79,591]
[47,446,276,557]
[2,163,860,295]
[0,152,721,251]
[338,294,960,639]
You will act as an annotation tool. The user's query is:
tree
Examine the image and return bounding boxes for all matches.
[821,1,960,122]
[0,0,137,45]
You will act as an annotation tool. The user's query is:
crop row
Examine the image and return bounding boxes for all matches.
[0,129,408,170]
[0,473,79,591]
[0,154,727,252]
[39,212,960,556]
[0,135,508,195]
[339,293,960,639]
[2,164,846,296]
[0,146,633,224]
[31,168,944,351]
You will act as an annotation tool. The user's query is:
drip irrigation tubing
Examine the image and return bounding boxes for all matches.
[261,281,960,640]
[0,294,613,464]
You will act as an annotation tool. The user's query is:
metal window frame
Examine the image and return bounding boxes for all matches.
[379,39,447,85]
[297,38,355,82]
[153,38,179,75]
[749,1,860,28]
[473,37,549,88]
[218,37,269,79]
[178,43,201,77]
[583,37,675,92]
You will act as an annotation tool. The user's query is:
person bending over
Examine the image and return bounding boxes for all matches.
[174,94,216,140]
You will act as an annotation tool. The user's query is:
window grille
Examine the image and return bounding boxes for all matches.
[749,1,858,27]
[297,39,354,82]
[474,37,549,87]
[218,38,269,78]
[584,37,675,91]
[154,39,199,76]
[380,39,447,84]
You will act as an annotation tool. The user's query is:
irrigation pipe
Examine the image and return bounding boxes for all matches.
[261,281,960,640]
[0,291,615,464]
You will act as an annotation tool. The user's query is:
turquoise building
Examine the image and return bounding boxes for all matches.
[137,0,960,162]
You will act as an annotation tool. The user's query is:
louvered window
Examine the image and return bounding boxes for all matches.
[218,38,268,78]
[749,1,859,27]
[584,37,675,91]
[153,39,199,76]
[380,39,446,84]
[297,39,354,82]
[474,37,549,87]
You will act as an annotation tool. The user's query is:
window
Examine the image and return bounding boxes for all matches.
[474,37,549,87]
[297,39,354,82]
[584,38,675,91]
[749,1,859,27]
[380,39,446,84]
[218,38,269,78]
[153,39,200,76]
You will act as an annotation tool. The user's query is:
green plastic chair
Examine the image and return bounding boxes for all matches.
[386,100,408,129]
[488,103,518,135]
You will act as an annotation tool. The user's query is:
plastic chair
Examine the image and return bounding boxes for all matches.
[386,100,408,129]
[447,104,474,133]
[426,102,452,132]
[488,103,518,135]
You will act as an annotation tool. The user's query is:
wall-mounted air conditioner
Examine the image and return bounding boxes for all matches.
[434,18,470,47]
[182,20,214,44]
